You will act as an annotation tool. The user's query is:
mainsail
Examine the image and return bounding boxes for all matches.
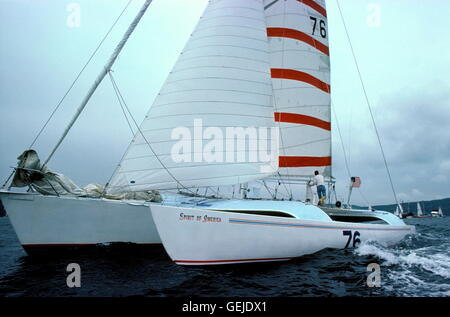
[107,0,278,194]
[264,0,331,178]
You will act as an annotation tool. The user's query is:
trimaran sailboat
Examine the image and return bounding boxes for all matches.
[0,0,415,262]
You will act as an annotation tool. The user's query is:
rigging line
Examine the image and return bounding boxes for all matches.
[332,92,371,207]
[336,1,399,207]
[331,102,351,178]
[347,94,353,171]
[106,72,197,196]
[1,171,14,189]
[44,0,153,166]
[2,1,134,190]
[105,71,148,188]
[261,180,276,199]
[102,72,152,193]
[206,186,220,198]
[108,71,135,136]
[357,188,370,207]
[28,0,134,150]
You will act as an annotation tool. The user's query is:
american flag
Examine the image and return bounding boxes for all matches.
[351,177,361,188]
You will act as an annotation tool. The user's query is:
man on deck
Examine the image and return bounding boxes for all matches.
[313,170,326,206]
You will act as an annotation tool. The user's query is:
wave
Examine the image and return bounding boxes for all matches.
[354,239,450,296]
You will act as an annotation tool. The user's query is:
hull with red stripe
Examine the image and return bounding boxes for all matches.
[151,201,415,266]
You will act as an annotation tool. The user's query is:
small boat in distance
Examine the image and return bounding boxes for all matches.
[413,202,429,218]
[431,207,444,218]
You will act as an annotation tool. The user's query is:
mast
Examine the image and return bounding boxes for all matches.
[44,0,153,165]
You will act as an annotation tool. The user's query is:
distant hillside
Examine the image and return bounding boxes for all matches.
[367,197,450,216]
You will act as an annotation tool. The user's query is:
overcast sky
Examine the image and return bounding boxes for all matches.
[0,0,449,206]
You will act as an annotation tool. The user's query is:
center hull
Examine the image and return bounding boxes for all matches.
[151,204,415,265]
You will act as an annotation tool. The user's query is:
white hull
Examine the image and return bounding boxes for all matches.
[0,191,161,252]
[431,211,444,218]
[151,204,415,265]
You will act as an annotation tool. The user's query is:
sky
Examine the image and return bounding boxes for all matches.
[0,0,449,206]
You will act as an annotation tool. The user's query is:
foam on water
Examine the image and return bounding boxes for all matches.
[356,242,450,278]
[354,220,450,297]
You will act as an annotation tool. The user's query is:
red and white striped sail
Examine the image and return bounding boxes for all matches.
[264,0,332,178]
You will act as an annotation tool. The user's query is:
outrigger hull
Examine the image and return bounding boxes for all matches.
[151,204,415,265]
[0,191,161,254]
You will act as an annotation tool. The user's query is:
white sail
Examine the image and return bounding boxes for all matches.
[395,204,403,218]
[417,202,423,216]
[264,0,331,178]
[107,0,277,194]
[438,207,444,217]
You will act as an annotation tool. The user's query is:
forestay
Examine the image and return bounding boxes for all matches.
[106,0,278,194]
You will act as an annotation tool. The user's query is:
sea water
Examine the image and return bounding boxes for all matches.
[0,216,448,297]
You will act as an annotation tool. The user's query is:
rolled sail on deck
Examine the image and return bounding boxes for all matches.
[106,0,277,194]
[264,0,331,178]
